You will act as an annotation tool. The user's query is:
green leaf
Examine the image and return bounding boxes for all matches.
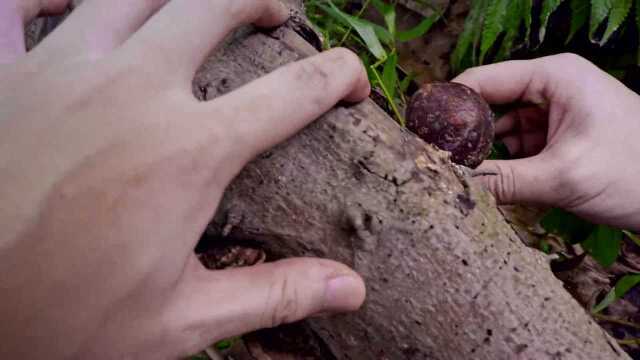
[399,72,415,93]
[372,23,394,46]
[567,0,590,43]
[590,0,613,42]
[541,208,595,244]
[592,288,617,313]
[372,0,396,37]
[480,0,509,63]
[539,0,566,43]
[320,2,387,60]
[396,12,440,42]
[382,52,398,101]
[495,0,528,61]
[615,274,640,297]
[592,274,640,313]
[599,0,632,45]
[582,225,622,267]
[523,0,533,44]
[451,0,488,73]
[488,141,510,160]
[215,339,233,350]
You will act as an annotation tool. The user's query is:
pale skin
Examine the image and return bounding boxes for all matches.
[0,0,638,359]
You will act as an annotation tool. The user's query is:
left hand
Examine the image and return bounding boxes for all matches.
[0,0,368,358]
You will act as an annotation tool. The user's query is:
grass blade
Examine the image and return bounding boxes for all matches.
[320,1,388,60]
[396,12,441,42]
[593,274,640,313]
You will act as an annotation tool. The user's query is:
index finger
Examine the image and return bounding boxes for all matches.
[452,53,591,107]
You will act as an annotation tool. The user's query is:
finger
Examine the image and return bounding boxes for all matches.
[199,48,370,167]
[495,106,547,135]
[127,0,289,81]
[168,257,365,353]
[452,53,592,106]
[472,156,561,205]
[501,136,521,156]
[0,0,69,63]
[494,113,517,135]
[33,0,169,60]
[501,131,546,158]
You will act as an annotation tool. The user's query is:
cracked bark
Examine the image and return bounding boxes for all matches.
[31,1,629,359]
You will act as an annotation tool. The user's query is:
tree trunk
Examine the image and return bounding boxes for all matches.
[31,2,630,359]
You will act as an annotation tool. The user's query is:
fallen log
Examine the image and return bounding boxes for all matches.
[195,4,628,360]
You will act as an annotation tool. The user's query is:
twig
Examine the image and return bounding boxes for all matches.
[617,338,640,346]
[593,313,640,331]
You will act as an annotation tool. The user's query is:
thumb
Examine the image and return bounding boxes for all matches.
[169,257,365,351]
[472,156,559,205]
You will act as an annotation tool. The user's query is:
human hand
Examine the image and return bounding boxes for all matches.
[0,0,368,358]
[454,54,640,231]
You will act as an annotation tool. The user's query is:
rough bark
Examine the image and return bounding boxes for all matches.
[193,9,629,360]
[29,2,630,359]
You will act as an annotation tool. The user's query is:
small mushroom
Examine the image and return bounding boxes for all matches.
[406,82,495,168]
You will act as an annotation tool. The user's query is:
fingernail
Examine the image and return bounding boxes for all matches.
[323,275,365,313]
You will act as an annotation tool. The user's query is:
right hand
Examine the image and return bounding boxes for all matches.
[453,54,640,231]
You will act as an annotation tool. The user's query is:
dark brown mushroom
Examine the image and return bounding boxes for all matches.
[406,82,495,168]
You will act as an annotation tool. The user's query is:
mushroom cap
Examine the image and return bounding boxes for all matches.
[406,82,495,168]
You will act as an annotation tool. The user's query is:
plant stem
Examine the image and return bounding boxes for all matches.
[618,338,640,346]
[593,313,640,330]
[371,65,405,126]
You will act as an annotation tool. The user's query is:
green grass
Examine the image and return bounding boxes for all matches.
[305,0,441,125]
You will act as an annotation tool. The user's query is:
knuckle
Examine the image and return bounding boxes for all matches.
[263,268,301,328]
[550,53,592,70]
[459,67,481,80]
[295,56,330,85]
[332,47,366,89]
[485,163,517,204]
[330,47,363,73]
[553,151,581,190]
[291,58,332,107]
[225,0,259,23]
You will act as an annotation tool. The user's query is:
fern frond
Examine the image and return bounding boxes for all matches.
[451,0,488,72]
[567,0,590,43]
[599,0,632,44]
[523,0,533,45]
[539,0,566,43]
[480,0,509,63]
[590,0,614,42]
[496,0,531,61]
